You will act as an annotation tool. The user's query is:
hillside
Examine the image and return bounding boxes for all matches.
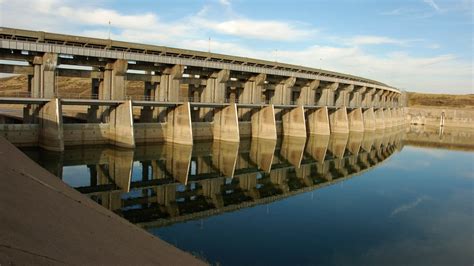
[0,75,145,97]
[407,92,474,109]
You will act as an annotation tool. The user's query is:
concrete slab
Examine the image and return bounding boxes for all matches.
[0,136,205,265]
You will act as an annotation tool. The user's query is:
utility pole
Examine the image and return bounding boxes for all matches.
[208,37,211,53]
[108,21,111,39]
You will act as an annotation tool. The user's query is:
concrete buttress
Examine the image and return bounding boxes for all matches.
[329,107,349,134]
[348,108,364,132]
[297,80,319,105]
[239,73,266,120]
[251,105,277,140]
[200,69,229,121]
[282,105,306,138]
[109,100,135,148]
[363,107,376,131]
[213,103,240,142]
[307,107,330,135]
[375,108,385,130]
[166,102,193,145]
[38,98,64,151]
[156,65,184,121]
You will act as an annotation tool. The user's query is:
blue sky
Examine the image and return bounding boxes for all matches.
[1,0,472,93]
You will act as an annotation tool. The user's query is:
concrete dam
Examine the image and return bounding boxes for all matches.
[0,27,407,151]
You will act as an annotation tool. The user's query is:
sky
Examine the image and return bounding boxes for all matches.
[0,0,472,94]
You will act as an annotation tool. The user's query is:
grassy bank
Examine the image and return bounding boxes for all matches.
[407,92,474,109]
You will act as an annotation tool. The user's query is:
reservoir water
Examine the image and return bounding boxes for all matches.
[22,126,474,265]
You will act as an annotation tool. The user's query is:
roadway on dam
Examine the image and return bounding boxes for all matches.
[0,136,205,265]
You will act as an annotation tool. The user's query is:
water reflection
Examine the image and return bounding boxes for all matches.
[24,128,405,228]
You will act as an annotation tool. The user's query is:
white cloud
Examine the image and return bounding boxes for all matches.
[219,0,231,6]
[0,0,472,94]
[347,35,408,46]
[391,195,430,217]
[194,18,315,41]
[423,0,442,12]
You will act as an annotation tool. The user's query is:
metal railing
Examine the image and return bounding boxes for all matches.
[56,92,99,100]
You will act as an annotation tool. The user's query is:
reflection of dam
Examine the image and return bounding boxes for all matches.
[25,129,405,228]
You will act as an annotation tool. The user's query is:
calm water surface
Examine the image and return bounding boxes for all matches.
[23,127,474,265]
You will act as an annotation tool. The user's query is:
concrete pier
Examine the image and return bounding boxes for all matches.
[213,103,240,142]
[348,107,364,132]
[166,103,193,145]
[375,108,385,130]
[251,105,277,140]
[109,100,135,148]
[282,105,306,138]
[38,99,63,151]
[363,107,376,131]
[329,107,349,134]
[307,107,331,135]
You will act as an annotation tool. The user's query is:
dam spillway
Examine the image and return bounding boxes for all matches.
[0,27,407,151]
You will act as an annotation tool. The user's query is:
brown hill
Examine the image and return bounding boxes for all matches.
[407,92,474,109]
[0,75,144,97]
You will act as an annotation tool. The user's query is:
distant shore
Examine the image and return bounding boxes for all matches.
[406,92,474,128]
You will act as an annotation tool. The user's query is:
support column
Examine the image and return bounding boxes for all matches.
[317,83,338,106]
[363,107,376,131]
[109,100,135,148]
[329,107,349,134]
[213,103,240,142]
[200,69,230,121]
[335,84,354,107]
[38,98,64,151]
[373,90,384,108]
[282,105,306,138]
[297,80,319,105]
[155,65,184,121]
[375,108,385,130]
[307,107,330,135]
[101,59,128,100]
[140,76,160,122]
[251,105,276,140]
[361,88,375,108]
[349,86,366,108]
[239,73,266,120]
[166,102,193,145]
[87,79,100,123]
[381,90,390,108]
[273,77,296,105]
[384,108,393,128]
[32,53,58,99]
[273,77,296,120]
[348,107,364,132]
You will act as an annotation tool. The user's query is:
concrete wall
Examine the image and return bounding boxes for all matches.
[407,107,474,129]
[63,123,109,146]
[134,123,166,144]
[0,124,39,146]
[404,125,474,150]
